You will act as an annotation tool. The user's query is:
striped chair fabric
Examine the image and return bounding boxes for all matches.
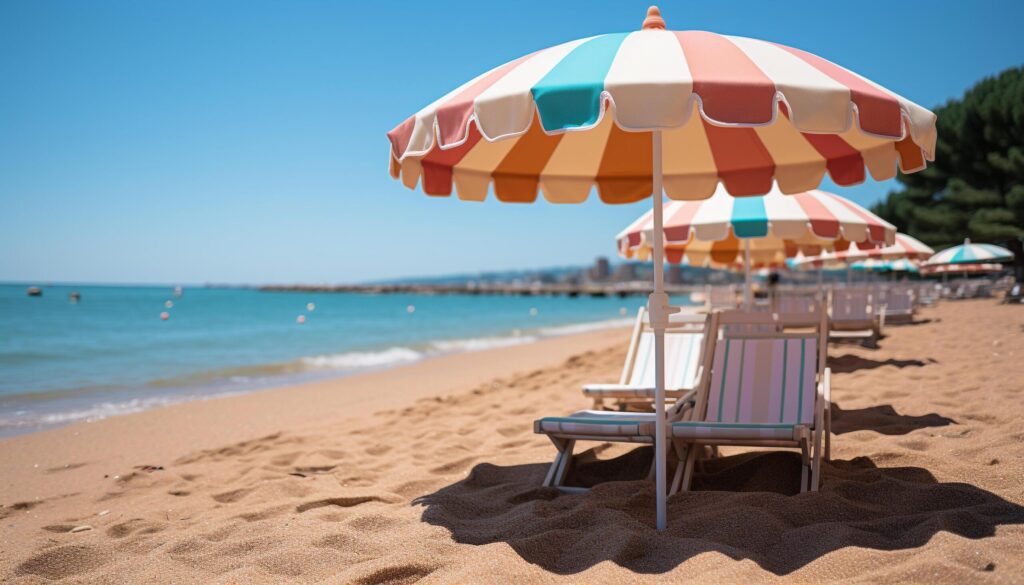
[884,288,914,314]
[832,290,873,322]
[627,331,703,389]
[775,294,818,314]
[673,336,818,441]
[534,410,654,438]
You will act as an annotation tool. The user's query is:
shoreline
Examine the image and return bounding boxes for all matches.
[0,312,641,439]
[0,324,630,503]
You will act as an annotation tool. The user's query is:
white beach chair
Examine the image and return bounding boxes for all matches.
[773,292,820,315]
[670,309,831,494]
[828,288,883,341]
[534,312,716,492]
[582,307,706,411]
[882,286,915,323]
[705,284,738,312]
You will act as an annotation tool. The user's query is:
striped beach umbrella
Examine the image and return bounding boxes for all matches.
[852,258,919,273]
[923,238,1014,266]
[921,262,1003,276]
[616,185,896,303]
[791,232,934,270]
[386,6,937,529]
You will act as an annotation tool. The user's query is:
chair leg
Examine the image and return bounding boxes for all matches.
[824,407,832,461]
[552,439,575,487]
[669,442,687,495]
[681,446,698,492]
[799,439,810,494]
[811,431,822,492]
[542,450,562,487]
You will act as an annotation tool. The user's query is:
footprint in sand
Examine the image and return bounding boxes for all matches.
[352,564,437,585]
[15,545,112,580]
[295,495,395,513]
[106,518,166,538]
[212,487,256,504]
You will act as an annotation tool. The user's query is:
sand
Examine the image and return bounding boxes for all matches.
[1,300,1023,583]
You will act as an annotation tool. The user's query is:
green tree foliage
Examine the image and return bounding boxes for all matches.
[872,66,1024,279]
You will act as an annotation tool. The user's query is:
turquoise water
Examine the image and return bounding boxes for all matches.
[0,284,691,436]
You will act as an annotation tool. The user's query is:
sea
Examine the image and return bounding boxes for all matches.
[0,283,695,437]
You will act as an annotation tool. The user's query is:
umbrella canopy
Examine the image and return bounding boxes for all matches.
[385,6,937,531]
[616,184,895,267]
[388,12,936,203]
[791,232,933,270]
[921,262,1004,276]
[923,238,1014,266]
[852,258,919,273]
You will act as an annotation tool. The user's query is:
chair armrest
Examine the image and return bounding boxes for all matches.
[815,367,831,428]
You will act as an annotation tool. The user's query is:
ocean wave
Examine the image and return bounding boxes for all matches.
[300,347,423,369]
[0,397,179,431]
[430,335,538,353]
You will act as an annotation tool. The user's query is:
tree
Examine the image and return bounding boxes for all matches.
[872,66,1024,281]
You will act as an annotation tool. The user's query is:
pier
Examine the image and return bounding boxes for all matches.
[258,282,702,298]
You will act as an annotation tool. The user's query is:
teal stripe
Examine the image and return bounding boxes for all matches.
[716,340,732,422]
[734,340,747,423]
[778,340,789,423]
[731,197,770,238]
[949,245,973,263]
[531,33,629,131]
[977,244,1013,261]
[541,417,639,426]
[795,338,806,423]
[673,422,794,429]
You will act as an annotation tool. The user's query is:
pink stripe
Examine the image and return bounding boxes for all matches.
[419,126,482,196]
[792,193,840,239]
[773,44,903,138]
[822,193,889,243]
[387,116,416,160]
[674,32,776,124]
[434,55,534,148]
[663,200,706,242]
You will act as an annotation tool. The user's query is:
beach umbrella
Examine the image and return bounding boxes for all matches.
[920,262,1003,276]
[851,258,919,273]
[387,6,937,529]
[923,238,1014,267]
[791,232,933,270]
[616,185,895,306]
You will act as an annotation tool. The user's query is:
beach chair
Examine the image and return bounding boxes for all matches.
[582,308,706,411]
[670,309,831,494]
[773,291,820,315]
[882,287,915,323]
[534,313,717,492]
[705,284,738,312]
[828,288,883,341]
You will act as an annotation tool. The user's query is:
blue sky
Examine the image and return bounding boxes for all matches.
[1,1,1022,285]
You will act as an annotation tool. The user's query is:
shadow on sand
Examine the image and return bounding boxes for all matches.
[830,403,956,435]
[827,353,935,373]
[414,448,1024,576]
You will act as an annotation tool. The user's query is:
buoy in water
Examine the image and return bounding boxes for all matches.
[529,307,538,316]
[69,292,81,303]
[165,300,173,309]
[173,286,183,298]
[406,305,415,314]
[306,302,316,312]
[619,307,628,316]
[160,311,170,321]
[296,315,307,324]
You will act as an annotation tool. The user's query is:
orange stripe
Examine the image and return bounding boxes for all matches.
[791,193,840,239]
[492,121,563,203]
[702,120,775,196]
[596,124,652,204]
[894,135,925,171]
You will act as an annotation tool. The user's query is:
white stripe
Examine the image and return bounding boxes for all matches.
[811,191,872,242]
[604,30,694,129]
[472,37,595,141]
[688,187,736,242]
[761,189,814,240]
[725,36,851,133]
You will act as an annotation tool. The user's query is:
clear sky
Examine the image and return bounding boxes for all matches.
[2,1,1022,285]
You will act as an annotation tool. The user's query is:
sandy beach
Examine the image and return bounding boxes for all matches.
[2,299,1023,583]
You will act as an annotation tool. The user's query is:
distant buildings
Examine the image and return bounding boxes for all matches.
[588,257,611,282]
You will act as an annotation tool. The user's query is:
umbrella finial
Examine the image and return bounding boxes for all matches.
[642,6,666,30]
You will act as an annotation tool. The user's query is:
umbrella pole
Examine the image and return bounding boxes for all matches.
[649,130,674,532]
[743,239,752,309]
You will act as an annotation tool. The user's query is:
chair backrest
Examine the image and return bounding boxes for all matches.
[619,308,707,390]
[694,310,826,427]
[706,285,738,311]
[830,289,874,322]
[885,287,914,312]
[774,293,819,315]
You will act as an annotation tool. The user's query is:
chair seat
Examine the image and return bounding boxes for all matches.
[534,410,655,437]
[582,384,691,398]
[671,421,803,441]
